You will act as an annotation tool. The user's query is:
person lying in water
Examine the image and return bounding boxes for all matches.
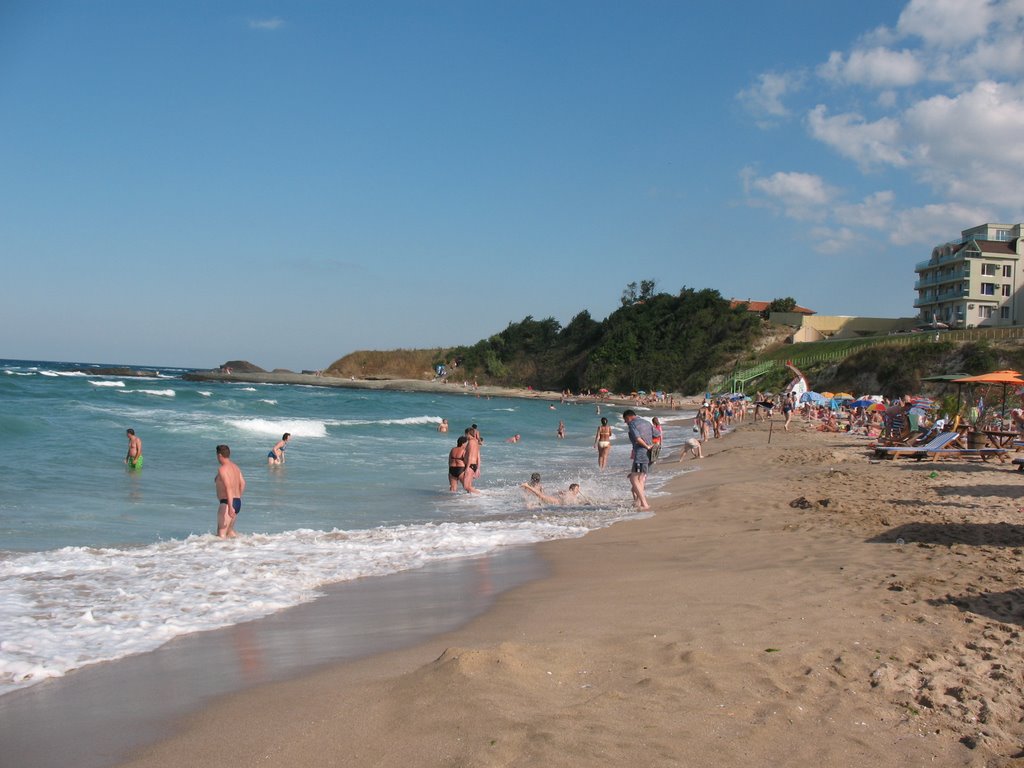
[520,481,586,506]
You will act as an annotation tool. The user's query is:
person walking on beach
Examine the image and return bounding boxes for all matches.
[782,393,795,432]
[623,410,653,510]
[124,428,143,470]
[267,433,290,466]
[448,436,467,492]
[594,417,613,468]
[215,444,245,539]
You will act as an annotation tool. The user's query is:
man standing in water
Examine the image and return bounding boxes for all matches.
[124,428,143,470]
[623,410,653,510]
[461,427,482,494]
[215,444,245,539]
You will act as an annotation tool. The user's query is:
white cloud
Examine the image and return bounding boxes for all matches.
[890,203,996,244]
[896,0,995,45]
[810,226,860,254]
[249,18,285,30]
[742,168,835,220]
[820,47,925,88]
[834,191,896,230]
[741,0,1024,251]
[902,80,1024,207]
[736,71,804,124]
[807,106,908,168]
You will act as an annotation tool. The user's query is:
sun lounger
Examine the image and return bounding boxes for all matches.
[927,447,1008,462]
[874,431,962,460]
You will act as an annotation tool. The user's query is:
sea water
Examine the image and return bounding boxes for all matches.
[0,359,694,696]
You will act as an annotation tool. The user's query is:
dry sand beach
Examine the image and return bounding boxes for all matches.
[117,415,1024,767]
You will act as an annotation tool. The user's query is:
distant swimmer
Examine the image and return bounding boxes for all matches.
[438,418,449,433]
[267,432,291,466]
[506,434,521,443]
[520,482,584,506]
[557,420,565,439]
[448,436,467,492]
[125,428,143,470]
[215,444,246,539]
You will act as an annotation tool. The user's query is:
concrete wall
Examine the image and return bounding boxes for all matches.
[770,313,919,341]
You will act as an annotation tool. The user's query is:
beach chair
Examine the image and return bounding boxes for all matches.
[927,446,1008,462]
[874,431,961,460]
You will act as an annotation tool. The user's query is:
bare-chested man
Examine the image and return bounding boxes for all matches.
[125,428,143,470]
[461,428,481,494]
[214,444,246,539]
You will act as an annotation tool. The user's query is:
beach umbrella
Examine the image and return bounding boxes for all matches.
[867,402,886,412]
[835,392,854,399]
[820,391,835,399]
[952,370,1024,426]
[848,398,876,409]
[800,391,827,405]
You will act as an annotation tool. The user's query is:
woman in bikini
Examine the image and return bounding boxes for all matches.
[594,417,613,468]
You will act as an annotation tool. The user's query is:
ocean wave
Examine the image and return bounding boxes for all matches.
[226,417,329,438]
[89,380,126,388]
[258,399,278,406]
[332,415,442,427]
[116,389,176,397]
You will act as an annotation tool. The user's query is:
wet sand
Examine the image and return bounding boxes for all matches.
[0,549,543,768]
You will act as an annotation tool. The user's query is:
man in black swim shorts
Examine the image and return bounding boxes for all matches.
[214,444,246,539]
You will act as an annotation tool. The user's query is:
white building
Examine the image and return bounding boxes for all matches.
[915,223,1024,328]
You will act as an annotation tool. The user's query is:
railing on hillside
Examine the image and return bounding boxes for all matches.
[728,325,1024,392]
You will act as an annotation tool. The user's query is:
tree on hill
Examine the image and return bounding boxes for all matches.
[449,282,761,394]
[761,297,798,319]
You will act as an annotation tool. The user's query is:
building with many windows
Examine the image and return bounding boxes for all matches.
[915,223,1024,328]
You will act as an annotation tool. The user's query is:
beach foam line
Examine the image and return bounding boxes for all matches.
[226,417,329,438]
[0,511,636,696]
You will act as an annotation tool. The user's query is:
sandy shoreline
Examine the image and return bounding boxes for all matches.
[103,414,1024,767]
[105,417,1024,765]
[182,369,683,409]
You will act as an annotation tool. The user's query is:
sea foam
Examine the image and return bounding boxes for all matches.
[0,514,625,695]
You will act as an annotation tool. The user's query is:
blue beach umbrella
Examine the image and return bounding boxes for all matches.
[848,398,876,409]
[800,391,828,405]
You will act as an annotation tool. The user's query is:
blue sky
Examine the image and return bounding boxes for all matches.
[2,1,1023,370]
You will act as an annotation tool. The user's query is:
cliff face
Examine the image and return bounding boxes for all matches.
[220,360,266,373]
[325,348,449,380]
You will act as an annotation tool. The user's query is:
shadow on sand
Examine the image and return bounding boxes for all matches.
[927,589,1024,629]
[867,521,1024,547]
